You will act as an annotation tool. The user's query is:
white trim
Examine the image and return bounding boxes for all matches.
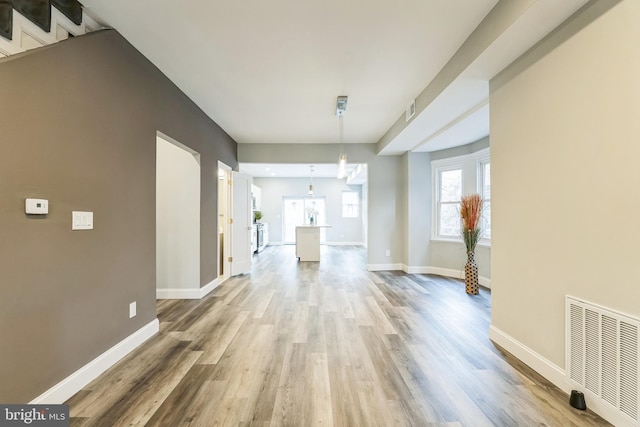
[156,287,200,300]
[82,14,101,33]
[489,325,633,427]
[402,265,491,288]
[489,325,567,390]
[156,277,223,300]
[0,8,102,59]
[200,277,222,298]
[324,241,365,246]
[478,276,491,288]
[51,7,84,38]
[367,263,491,288]
[30,319,159,405]
[367,263,404,271]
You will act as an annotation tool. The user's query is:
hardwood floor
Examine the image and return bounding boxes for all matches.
[67,245,609,426]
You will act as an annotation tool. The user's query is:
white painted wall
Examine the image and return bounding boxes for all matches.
[253,177,364,245]
[491,0,639,369]
[156,136,201,292]
[238,144,405,267]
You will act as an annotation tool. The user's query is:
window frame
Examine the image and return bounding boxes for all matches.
[477,154,491,243]
[433,160,464,241]
[341,190,360,218]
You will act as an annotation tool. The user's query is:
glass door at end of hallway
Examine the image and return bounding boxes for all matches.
[282,197,326,244]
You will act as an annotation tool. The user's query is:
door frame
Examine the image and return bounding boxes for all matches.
[217,161,232,281]
[230,171,253,275]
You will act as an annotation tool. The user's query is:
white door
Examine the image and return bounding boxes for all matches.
[231,171,252,276]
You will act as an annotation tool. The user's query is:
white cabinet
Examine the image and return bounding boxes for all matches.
[263,223,270,246]
[251,224,257,252]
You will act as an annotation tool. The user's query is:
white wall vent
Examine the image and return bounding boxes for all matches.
[405,99,416,122]
[566,296,639,424]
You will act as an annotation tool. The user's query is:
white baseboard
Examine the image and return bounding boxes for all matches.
[489,325,632,427]
[30,319,159,405]
[156,277,222,300]
[156,288,201,299]
[489,325,567,390]
[324,242,365,246]
[200,277,222,298]
[367,263,404,271]
[478,276,491,288]
[402,265,491,289]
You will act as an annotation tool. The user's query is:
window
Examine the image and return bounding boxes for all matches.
[479,161,491,239]
[282,197,326,243]
[342,191,359,218]
[436,167,463,237]
[432,147,490,244]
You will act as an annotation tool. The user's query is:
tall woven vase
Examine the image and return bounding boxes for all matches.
[465,251,479,295]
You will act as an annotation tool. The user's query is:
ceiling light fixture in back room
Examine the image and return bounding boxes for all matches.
[336,96,348,179]
[308,165,314,196]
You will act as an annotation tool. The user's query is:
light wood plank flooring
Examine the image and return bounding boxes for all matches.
[67,245,609,426]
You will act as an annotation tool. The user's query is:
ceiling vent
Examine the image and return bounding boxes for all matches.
[406,99,416,122]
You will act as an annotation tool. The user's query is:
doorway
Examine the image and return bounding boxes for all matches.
[217,162,231,280]
[156,134,201,296]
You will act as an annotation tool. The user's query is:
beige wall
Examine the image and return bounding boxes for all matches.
[490,0,638,367]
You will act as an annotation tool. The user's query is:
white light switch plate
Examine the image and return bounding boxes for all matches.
[72,211,93,230]
[129,301,136,318]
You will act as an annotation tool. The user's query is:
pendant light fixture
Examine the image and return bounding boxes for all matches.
[308,165,314,196]
[336,96,348,179]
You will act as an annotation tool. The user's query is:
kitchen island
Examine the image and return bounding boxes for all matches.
[295,225,330,261]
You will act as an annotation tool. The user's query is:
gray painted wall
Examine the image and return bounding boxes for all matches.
[429,137,489,161]
[399,142,491,279]
[240,141,491,274]
[427,137,491,280]
[253,178,364,244]
[0,30,236,402]
[405,152,431,268]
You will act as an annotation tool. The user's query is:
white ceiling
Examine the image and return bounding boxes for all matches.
[240,162,367,185]
[81,0,589,175]
[240,163,356,179]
